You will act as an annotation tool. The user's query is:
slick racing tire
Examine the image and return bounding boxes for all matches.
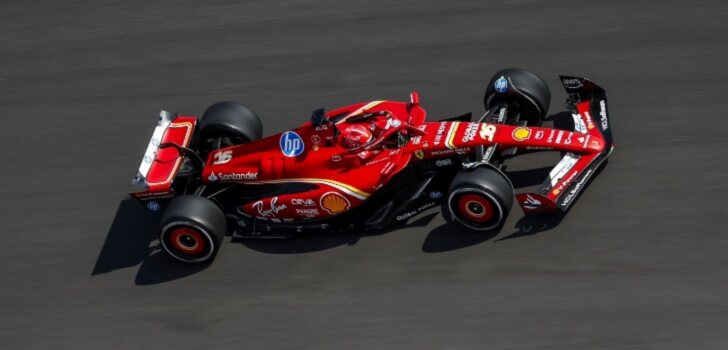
[198,102,263,152]
[484,68,551,126]
[159,195,227,263]
[444,166,514,232]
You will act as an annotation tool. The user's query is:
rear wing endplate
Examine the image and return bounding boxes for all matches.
[131,110,196,192]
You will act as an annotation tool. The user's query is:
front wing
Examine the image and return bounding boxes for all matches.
[516,76,614,213]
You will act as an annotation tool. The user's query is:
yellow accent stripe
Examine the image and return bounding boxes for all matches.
[336,101,384,124]
[446,123,459,149]
[247,178,370,200]
[148,121,194,187]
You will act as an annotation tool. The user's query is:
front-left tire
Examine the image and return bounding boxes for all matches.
[159,195,227,263]
[443,166,514,232]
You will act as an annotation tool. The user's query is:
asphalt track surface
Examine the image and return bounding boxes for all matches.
[2,1,728,349]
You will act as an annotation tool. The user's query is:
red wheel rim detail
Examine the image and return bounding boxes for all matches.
[457,193,495,223]
[169,227,206,256]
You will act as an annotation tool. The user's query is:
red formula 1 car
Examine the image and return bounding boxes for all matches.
[131,68,613,263]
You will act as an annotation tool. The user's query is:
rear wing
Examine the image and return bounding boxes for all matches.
[516,76,614,213]
[131,110,197,193]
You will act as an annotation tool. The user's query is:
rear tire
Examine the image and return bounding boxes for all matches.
[484,68,551,126]
[444,167,514,232]
[159,195,227,263]
[198,102,263,153]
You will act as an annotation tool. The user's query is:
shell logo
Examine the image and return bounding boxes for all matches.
[512,127,531,141]
[320,192,351,215]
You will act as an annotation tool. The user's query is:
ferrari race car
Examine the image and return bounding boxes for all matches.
[131,68,614,263]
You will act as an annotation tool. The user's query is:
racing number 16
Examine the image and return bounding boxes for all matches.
[213,150,232,164]
[479,124,496,142]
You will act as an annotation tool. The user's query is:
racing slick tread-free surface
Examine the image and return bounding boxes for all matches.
[446,166,514,231]
[1,1,727,349]
[159,195,227,261]
[199,101,263,143]
[484,67,552,123]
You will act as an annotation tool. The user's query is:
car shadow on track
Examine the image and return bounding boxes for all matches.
[92,197,569,283]
[420,209,565,252]
[91,198,211,285]
[239,208,566,255]
[134,251,211,285]
[239,213,440,254]
[495,212,567,242]
[91,199,157,275]
[421,222,499,252]
[208,171,576,258]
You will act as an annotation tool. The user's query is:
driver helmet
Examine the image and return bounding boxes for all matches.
[340,124,373,148]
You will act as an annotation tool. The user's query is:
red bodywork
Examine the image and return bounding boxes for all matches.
[134,92,609,222]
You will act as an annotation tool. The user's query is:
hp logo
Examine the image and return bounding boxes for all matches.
[279,131,304,157]
[146,201,160,211]
[494,76,508,93]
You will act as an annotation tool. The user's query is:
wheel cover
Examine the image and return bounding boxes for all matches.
[160,222,216,263]
[169,227,206,256]
[457,193,495,223]
[448,189,504,231]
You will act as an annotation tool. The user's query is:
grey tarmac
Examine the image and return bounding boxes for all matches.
[1,0,727,349]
